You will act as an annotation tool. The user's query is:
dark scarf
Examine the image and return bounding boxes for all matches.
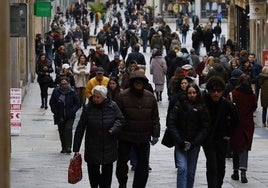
[60,85,72,94]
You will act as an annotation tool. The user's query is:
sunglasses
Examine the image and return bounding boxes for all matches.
[210,89,223,93]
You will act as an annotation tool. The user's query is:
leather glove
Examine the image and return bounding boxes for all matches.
[150,137,159,145]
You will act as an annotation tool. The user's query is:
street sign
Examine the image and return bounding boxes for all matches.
[34,2,51,17]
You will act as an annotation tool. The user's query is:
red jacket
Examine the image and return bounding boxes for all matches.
[230,86,257,151]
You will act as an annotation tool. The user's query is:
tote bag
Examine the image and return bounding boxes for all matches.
[68,153,82,184]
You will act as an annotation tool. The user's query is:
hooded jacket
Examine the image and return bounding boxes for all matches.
[117,71,160,143]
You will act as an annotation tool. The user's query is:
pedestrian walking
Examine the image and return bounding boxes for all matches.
[202,76,239,188]
[209,13,215,26]
[72,54,91,106]
[126,44,146,69]
[119,36,130,61]
[259,66,268,127]
[181,23,190,44]
[140,24,149,53]
[35,33,44,59]
[49,76,81,154]
[230,74,257,183]
[55,63,76,88]
[167,83,210,188]
[69,46,85,69]
[44,31,54,62]
[150,49,167,102]
[73,85,124,187]
[203,24,214,54]
[116,70,160,188]
[36,53,54,109]
[54,45,69,76]
[85,67,109,99]
[249,53,263,102]
[213,23,222,42]
[107,77,121,104]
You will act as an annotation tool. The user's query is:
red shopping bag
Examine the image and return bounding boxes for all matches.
[68,153,82,184]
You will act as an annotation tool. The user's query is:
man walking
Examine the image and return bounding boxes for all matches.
[202,76,239,188]
[116,70,160,188]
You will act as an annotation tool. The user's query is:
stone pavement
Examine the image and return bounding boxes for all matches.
[11,21,268,188]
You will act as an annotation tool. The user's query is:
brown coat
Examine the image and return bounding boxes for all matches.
[117,88,160,143]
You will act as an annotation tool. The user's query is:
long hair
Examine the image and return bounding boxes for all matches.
[186,83,207,110]
[107,77,121,101]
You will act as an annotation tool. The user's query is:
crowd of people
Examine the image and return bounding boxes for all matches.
[33,0,268,187]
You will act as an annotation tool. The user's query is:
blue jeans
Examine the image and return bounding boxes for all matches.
[142,39,147,52]
[45,49,54,62]
[181,34,187,44]
[175,145,200,188]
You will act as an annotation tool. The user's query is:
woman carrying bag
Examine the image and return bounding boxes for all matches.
[73,85,124,187]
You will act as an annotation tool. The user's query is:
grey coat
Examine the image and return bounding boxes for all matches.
[150,56,167,85]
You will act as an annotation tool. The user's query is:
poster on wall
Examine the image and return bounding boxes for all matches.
[10,88,22,136]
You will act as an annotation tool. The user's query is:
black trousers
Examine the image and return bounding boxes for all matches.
[87,163,113,188]
[58,118,74,151]
[116,140,150,188]
[203,139,227,188]
[39,82,49,102]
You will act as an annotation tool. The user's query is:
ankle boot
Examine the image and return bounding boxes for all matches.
[155,92,159,102]
[40,98,44,108]
[241,170,248,183]
[44,98,48,109]
[231,170,239,180]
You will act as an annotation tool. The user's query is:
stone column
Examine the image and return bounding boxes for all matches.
[249,0,266,62]
[227,0,235,41]
[0,0,11,187]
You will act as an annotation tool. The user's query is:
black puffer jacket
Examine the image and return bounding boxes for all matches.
[167,100,210,148]
[203,94,239,146]
[73,98,124,164]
